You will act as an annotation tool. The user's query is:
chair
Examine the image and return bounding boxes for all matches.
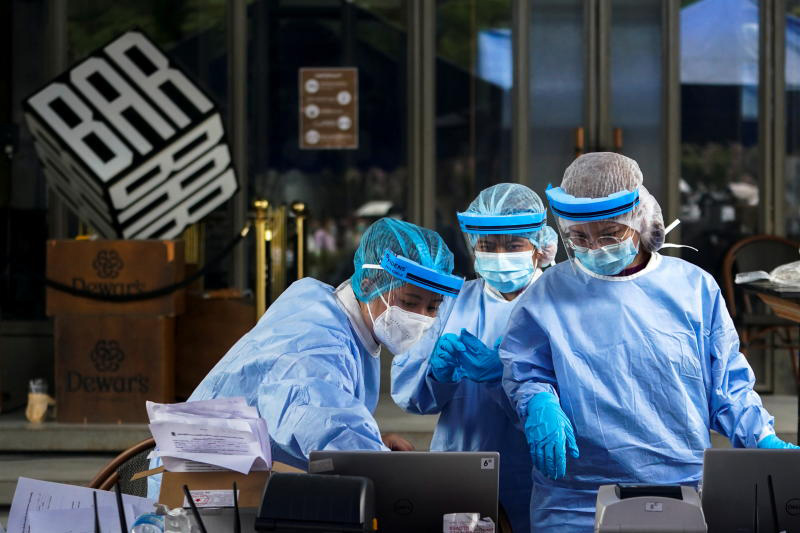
[88,437,155,496]
[722,234,800,389]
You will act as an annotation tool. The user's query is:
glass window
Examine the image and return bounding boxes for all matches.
[610,0,663,200]
[67,0,231,287]
[785,1,800,239]
[529,0,585,193]
[248,0,407,287]
[680,0,760,278]
[436,0,512,276]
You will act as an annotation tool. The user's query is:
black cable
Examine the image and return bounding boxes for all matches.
[44,223,251,303]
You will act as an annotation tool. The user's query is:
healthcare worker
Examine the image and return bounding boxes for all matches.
[147,217,463,498]
[392,183,558,533]
[500,152,798,532]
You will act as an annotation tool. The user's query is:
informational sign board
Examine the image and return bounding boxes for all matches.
[24,30,238,239]
[299,67,358,150]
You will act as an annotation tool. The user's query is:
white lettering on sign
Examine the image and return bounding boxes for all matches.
[127,168,237,240]
[28,83,133,182]
[71,57,176,154]
[119,144,231,228]
[105,31,213,128]
[108,113,225,209]
[25,30,237,239]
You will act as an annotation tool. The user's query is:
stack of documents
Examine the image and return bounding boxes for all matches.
[148,397,272,474]
[7,478,155,533]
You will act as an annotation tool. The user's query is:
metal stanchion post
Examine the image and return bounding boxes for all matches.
[291,202,308,280]
[269,205,288,302]
[253,199,269,319]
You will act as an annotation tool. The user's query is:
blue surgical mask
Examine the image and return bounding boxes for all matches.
[574,237,639,276]
[474,251,535,293]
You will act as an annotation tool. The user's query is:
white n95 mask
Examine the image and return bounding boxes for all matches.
[369,295,435,355]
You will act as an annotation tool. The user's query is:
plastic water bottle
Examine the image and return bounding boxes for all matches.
[131,513,164,533]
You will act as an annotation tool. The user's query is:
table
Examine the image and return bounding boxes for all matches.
[741,281,800,439]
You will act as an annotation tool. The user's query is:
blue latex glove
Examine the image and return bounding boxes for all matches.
[429,333,465,383]
[758,434,800,449]
[524,392,580,480]
[458,329,504,382]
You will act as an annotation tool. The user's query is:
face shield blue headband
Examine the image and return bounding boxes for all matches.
[545,185,641,276]
[457,212,545,293]
[361,250,464,354]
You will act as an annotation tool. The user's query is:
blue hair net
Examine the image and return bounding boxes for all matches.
[352,218,455,302]
[463,183,559,262]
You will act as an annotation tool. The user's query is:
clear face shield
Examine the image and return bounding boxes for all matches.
[361,250,464,355]
[456,212,546,294]
[545,186,642,278]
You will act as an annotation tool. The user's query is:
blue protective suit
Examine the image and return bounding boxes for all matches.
[148,278,387,497]
[392,277,535,533]
[192,278,386,468]
[500,253,775,532]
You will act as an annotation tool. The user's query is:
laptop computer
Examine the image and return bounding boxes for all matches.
[309,450,500,533]
[702,449,800,533]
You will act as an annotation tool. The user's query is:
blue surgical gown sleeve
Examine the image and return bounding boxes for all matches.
[500,301,558,419]
[706,285,775,448]
[257,347,387,462]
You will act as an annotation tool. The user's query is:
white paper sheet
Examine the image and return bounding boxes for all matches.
[147,397,271,474]
[149,421,269,474]
[28,505,138,533]
[7,478,155,533]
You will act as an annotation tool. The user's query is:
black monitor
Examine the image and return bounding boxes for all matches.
[702,449,800,533]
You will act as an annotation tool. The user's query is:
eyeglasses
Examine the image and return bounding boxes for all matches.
[565,228,633,251]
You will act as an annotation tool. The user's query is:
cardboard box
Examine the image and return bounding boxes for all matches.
[157,462,304,508]
[46,239,185,316]
[175,295,255,399]
[54,315,175,422]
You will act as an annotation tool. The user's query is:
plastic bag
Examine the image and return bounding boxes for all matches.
[771,260,800,284]
[443,513,495,533]
[735,259,800,287]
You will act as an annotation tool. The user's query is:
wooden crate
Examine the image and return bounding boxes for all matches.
[46,240,185,317]
[175,295,255,399]
[54,315,175,423]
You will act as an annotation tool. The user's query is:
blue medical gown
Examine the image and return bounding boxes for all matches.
[148,278,385,498]
[500,255,775,532]
[392,279,534,533]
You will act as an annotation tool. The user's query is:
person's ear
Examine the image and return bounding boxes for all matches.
[360,276,374,295]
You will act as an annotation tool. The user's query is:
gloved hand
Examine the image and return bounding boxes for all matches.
[381,432,416,451]
[524,392,580,480]
[429,333,465,383]
[458,329,504,382]
[758,434,800,449]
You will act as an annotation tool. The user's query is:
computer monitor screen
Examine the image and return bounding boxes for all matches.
[309,450,500,533]
[702,449,800,533]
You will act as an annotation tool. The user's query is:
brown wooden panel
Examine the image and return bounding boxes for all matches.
[175,296,255,399]
[46,240,185,316]
[54,315,175,423]
[757,293,800,323]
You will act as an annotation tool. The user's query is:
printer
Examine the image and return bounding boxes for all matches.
[595,484,707,533]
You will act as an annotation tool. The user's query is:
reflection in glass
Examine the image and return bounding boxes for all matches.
[680,0,759,278]
[249,1,407,287]
[610,0,663,200]
[785,1,800,238]
[436,0,512,276]
[68,0,232,286]
[529,0,584,193]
